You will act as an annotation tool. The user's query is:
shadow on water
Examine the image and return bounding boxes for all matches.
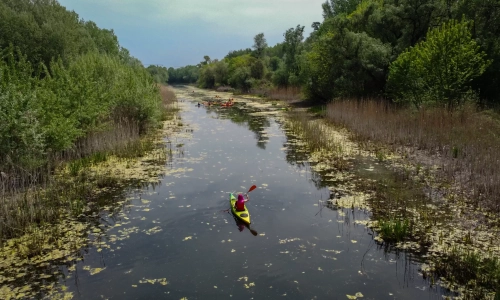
[226,211,258,237]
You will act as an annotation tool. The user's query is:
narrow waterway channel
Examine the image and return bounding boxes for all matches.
[63,86,455,299]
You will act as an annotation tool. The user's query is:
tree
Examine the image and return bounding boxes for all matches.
[304,27,391,100]
[84,21,120,56]
[252,33,268,58]
[282,25,305,83]
[250,59,265,79]
[213,60,229,86]
[200,55,211,66]
[452,0,500,104]
[147,65,169,84]
[387,19,492,109]
[321,0,363,19]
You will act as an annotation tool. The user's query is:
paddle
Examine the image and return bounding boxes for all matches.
[248,226,258,236]
[247,184,257,194]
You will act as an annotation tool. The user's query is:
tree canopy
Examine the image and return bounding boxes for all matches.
[0,0,163,172]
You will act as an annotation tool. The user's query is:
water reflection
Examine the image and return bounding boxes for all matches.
[203,104,271,149]
[228,212,258,236]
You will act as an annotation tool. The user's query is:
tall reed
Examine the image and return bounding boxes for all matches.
[325,99,500,213]
[268,86,302,101]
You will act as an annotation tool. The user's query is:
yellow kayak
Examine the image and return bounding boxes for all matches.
[230,193,250,224]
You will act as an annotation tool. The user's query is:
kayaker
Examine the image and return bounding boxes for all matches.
[235,193,249,211]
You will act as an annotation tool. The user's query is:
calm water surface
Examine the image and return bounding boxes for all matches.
[65,87,454,299]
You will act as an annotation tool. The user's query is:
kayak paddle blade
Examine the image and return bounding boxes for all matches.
[247,185,257,193]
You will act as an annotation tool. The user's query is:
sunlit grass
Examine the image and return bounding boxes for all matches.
[378,218,411,242]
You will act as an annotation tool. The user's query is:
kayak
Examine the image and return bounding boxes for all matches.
[230,193,250,224]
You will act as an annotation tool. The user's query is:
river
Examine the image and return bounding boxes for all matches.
[62,86,455,299]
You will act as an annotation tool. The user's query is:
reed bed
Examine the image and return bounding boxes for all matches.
[268,86,302,101]
[325,99,500,213]
[284,99,500,296]
[285,111,350,171]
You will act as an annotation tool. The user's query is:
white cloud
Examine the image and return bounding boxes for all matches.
[59,0,327,66]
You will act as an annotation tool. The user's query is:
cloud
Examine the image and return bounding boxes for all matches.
[76,0,325,36]
[58,0,326,66]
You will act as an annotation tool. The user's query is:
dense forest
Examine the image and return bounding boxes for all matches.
[0,0,166,175]
[170,0,500,108]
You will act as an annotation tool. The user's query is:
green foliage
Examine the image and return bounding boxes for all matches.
[272,60,289,86]
[268,56,281,71]
[387,19,492,109]
[0,47,45,168]
[378,218,411,242]
[1,47,162,170]
[198,59,232,88]
[198,62,216,88]
[225,48,253,59]
[84,21,120,56]
[304,26,391,100]
[213,60,229,85]
[167,65,199,84]
[249,59,265,79]
[252,33,267,58]
[322,0,363,18]
[0,0,121,68]
[147,65,169,84]
[451,0,500,104]
[283,25,305,79]
[228,66,252,91]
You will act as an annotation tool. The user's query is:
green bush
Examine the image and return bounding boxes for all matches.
[0,48,162,171]
[387,19,492,109]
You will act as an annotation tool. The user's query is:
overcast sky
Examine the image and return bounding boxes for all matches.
[58,0,325,68]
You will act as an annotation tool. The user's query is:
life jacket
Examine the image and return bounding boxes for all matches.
[235,195,245,211]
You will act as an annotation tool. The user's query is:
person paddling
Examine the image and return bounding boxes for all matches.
[235,193,249,211]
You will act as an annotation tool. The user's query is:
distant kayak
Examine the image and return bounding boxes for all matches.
[230,193,250,224]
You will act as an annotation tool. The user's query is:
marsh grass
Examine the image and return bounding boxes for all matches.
[307,105,326,116]
[432,247,500,297]
[268,86,302,101]
[378,218,411,242]
[326,99,500,213]
[287,111,337,153]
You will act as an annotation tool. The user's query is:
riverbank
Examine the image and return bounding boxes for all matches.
[0,86,189,299]
[187,86,499,299]
[286,100,500,299]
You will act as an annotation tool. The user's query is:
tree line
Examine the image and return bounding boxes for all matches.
[170,0,500,109]
[0,0,164,173]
